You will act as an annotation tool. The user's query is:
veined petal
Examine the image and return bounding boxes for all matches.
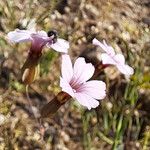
[114,54,125,65]
[7,29,33,43]
[117,64,134,75]
[50,38,69,53]
[72,57,95,85]
[101,53,116,65]
[61,54,73,82]
[60,77,74,97]
[75,92,99,110]
[77,80,106,99]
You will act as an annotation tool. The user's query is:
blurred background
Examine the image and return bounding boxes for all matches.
[0,0,150,149]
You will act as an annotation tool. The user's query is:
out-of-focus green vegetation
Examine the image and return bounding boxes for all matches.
[0,0,150,149]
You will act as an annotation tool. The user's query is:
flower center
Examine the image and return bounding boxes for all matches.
[70,79,83,93]
[73,89,77,93]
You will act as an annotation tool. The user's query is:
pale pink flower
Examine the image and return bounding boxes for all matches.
[92,38,134,76]
[7,29,69,53]
[60,54,106,110]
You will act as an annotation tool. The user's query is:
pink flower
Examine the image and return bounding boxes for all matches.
[92,38,134,76]
[60,54,106,110]
[7,29,69,53]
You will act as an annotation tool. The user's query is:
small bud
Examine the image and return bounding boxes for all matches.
[22,66,37,85]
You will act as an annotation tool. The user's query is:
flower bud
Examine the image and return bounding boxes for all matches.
[21,53,40,85]
[22,65,39,85]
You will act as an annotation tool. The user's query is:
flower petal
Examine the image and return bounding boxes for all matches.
[93,38,134,76]
[50,38,69,53]
[7,29,33,43]
[37,30,48,37]
[92,38,102,46]
[101,53,116,65]
[77,80,106,99]
[72,57,95,85]
[61,54,73,82]
[60,77,74,97]
[75,92,99,110]
[93,38,107,52]
[114,54,125,65]
[117,64,134,75]
[93,38,115,56]
[103,40,115,56]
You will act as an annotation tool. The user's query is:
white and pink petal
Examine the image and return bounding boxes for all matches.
[103,40,115,56]
[60,77,74,97]
[77,80,106,99]
[7,29,33,43]
[72,57,95,85]
[61,54,73,82]
[117,64,134,75]
[49,38,69,53]
[37,30,48,37]
[114,54,125,65]
[75,92,99,110]
[101,53,116,65]
[92,38,107,51]
[93,38,115,56]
